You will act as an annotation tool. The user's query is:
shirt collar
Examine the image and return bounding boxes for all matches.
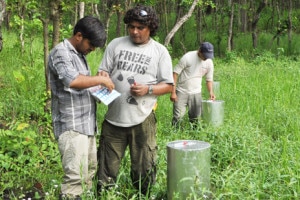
[63,39,79,54]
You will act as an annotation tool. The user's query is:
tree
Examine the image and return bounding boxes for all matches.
[79,2,85,19]
[0,0,5,52]
[287,0,293,54]
[50,0,62,48]
[250,0,267,49]
[239,0,248,32]
[164,0,200,46]
[3,0,300,59]
[227,0,234,51]
[16,0,26,53]
[102,1,125,39]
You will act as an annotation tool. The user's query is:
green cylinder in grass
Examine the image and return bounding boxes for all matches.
[167,140,211,200]
[202,100,225,127]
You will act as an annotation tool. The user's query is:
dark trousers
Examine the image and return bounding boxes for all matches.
[97,112,157,195]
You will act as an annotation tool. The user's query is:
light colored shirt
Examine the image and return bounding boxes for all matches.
[48,39,97,139]
[98,36,173,127]
[174,50,214,94]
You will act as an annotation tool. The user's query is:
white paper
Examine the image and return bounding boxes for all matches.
[89,85,121,105]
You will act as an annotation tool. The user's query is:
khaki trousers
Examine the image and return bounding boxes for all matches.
[58,131,97,197]
[172,91,202,125]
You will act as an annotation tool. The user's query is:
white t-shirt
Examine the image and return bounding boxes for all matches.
[173,50,214,94]
[98,36,173,127]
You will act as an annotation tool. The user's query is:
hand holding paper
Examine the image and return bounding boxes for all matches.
[89,85,121,105]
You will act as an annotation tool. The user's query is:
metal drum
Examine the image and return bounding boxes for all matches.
[202,100,225,127]
[167,140,211,200]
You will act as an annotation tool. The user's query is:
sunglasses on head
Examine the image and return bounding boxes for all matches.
[139,10,148,17]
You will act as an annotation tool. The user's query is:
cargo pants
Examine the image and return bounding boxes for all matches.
[97,112,157,195]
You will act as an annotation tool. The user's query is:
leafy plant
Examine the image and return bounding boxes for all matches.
[1,25,300,199]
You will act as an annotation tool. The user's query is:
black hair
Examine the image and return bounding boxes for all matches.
[123,5,159,37]
[73,16,106,47]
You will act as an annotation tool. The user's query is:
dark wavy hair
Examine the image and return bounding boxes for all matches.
[123,5,159,37]
[73,16,106,48]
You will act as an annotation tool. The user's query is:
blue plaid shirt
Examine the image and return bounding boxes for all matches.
[48,39,97,139]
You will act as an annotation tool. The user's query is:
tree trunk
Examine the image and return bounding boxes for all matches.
[103,1,120,39]
[268,1,281,48]
[239,0,247,32]
[163,0,169,36]
[287,0,292,54]
[74,2,78,24]
[47,0,62,111]
[40,18,51,112]
[93,4,99,17]
[0,0,5,52]
[214,0,222,57]
[105,10,114,40]
[251,0,267,49]
[227,0,234,51]
[275,1,280,46]
[164,0,200,46]
[50,0,61,48]
[115,0,121,37]
[40,18,50,91]
[195,7,201,46]
[18,5,25,54]
[79,2,85,19]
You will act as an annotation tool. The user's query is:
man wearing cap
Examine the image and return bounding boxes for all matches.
[170,42,215,127]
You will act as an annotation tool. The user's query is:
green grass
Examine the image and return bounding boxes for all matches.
[1,30,300,199]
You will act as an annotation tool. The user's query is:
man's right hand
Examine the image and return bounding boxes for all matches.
[101,76,115,92]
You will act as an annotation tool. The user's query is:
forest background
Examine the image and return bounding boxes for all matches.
[1,0,300,199]
[1,0,300,59]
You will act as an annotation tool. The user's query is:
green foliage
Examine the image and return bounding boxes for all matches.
[0,120,61,196]
[60,24,74,40]
[0,31,45,121]
[9,1,43,34]
[1,23,300,199]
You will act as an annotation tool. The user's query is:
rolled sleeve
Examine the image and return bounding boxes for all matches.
[50,48,80,87]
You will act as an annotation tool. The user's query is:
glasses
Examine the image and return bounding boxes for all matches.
[139,10,148,17]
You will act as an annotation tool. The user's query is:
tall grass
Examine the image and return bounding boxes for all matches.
[1,30,300,199]
[203,52,300,199]
[0,31,46,121]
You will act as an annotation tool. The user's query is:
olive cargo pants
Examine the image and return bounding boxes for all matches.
[97,112,157,195]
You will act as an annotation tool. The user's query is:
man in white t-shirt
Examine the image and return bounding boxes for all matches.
[170,42,215,127]
[96,5,173,197]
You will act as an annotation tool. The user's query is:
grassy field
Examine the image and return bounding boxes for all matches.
[1,31,300,199]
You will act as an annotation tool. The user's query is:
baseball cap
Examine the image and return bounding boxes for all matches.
[200,42,214,59]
